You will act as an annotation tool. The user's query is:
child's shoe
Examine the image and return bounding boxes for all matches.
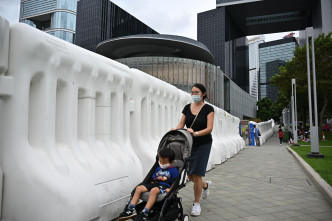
[118,207,136,220]
[133,211,148,221]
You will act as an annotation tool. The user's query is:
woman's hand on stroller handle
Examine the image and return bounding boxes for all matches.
[186,128,194,135]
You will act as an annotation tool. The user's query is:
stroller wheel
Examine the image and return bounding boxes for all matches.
[181,214,189,221]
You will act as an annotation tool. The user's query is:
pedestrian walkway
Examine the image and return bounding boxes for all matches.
[179,132,332,221]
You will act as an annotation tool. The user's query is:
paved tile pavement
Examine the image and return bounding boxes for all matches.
[179,132,332,221]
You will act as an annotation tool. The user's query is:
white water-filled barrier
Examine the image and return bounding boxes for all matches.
[0,17,273,221]
[250,120,275,146]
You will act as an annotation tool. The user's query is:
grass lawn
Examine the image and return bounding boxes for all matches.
[291,132,332,186]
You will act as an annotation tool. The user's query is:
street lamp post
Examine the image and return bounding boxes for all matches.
[306,30,324,158]
[291,79,299,146]
[282,108,290,130]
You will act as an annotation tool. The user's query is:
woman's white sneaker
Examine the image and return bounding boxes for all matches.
[202,181,212,199]
[191,202,201,216]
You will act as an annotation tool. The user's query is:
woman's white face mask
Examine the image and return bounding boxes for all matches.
[191,95,201,103]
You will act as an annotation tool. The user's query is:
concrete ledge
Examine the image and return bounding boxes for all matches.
[286,146,332,206]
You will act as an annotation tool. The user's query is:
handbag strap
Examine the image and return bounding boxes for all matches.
[189,104,205,129]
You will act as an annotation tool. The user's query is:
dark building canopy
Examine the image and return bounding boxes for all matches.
[96,34,214,64]
[224,0,317,36]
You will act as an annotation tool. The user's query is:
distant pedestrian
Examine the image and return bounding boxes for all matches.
[253,125,260,146]
[288,130,293,144]
[278,129,284,145]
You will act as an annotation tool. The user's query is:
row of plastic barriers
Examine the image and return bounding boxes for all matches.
[255,120,275,145]
[0,17,272,221]
[247,120,275,146]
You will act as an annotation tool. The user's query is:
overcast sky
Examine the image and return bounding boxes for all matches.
[0,0,298,42]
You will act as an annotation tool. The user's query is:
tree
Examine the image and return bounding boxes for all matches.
[257,97,273,121]
[271,33,332,126]
[272,91,289,122]
[256,93,288,123]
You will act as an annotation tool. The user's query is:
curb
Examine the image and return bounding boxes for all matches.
[286,146,332,206]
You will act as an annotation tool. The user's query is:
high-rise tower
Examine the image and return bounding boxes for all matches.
[248,35,265,101]
[197,6,249,93]
[198,0,330,95]
[259,37,297,101]
[20,0,77,43]
[75,0,158,52]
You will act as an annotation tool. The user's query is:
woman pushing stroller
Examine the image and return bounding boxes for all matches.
[172,83,214,217]
[118,83,214,220]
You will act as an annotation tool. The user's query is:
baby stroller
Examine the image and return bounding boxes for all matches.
[119,129,193,221]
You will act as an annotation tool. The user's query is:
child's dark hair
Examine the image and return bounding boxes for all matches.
[158,148,175,162]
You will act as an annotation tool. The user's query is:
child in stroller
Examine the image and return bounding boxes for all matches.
[118,148,178,221]
[118,129,192,221]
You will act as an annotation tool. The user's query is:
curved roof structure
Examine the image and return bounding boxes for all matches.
[96,34,214,64]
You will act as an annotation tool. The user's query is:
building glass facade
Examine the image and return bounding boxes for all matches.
[20,0,56,18]
[229,79,257,119]
[117,57,224,109]
[48,30,75,42]
[259,37,297,101]
[75,0,158,52]
[248,35,265,101]
[51,12,76,30]
[117,57,256,119]
[116,56,257,119]
[198,7,249,93]
[56,0,77,11]
[20,0,77,43]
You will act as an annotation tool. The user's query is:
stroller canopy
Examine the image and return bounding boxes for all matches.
[157,129,193,163]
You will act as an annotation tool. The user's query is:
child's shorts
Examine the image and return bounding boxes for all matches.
[143,183,168,194]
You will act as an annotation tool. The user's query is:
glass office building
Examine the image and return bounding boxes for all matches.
[20,0,77,43]
[200,0,329,96]
[75,0,158,52]
[248,35,265,101]
[259,37,297,101]
[198,7,249,93]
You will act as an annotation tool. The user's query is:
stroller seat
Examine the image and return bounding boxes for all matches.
[141,192,167,203]
[140,160,184,203]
